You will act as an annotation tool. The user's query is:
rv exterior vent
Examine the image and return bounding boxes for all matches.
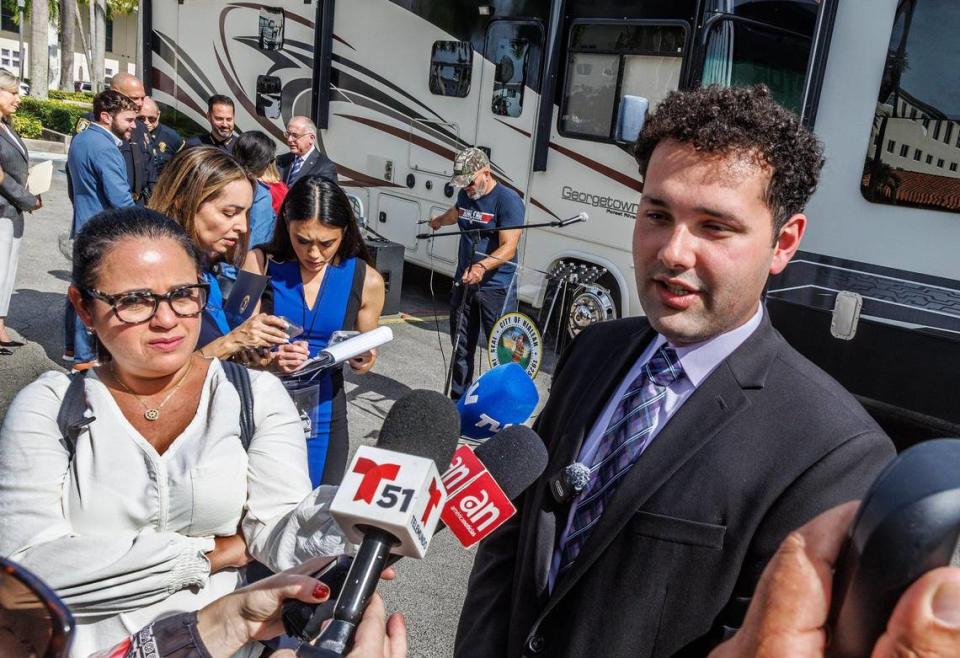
[830,290,863,341]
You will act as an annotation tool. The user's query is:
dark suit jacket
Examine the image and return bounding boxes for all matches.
[277,147,338,186]
[0,122,37,233]
[185,132,237,154]
[454,314,895,658]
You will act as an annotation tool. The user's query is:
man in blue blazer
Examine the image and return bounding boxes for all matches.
[66,90,137,368]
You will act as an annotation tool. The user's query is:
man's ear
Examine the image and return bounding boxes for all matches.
[769,213,806,275]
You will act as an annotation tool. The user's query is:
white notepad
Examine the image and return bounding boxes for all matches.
[26,160,53,195]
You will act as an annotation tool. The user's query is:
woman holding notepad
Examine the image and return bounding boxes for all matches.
[0,69,41,354]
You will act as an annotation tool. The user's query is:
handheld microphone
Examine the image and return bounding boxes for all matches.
[282,424,548,642]
[827,438,960,657]
[557,211,588,227]
[291,326,394,378]
[456,363,539,444]
[301,390,460,655]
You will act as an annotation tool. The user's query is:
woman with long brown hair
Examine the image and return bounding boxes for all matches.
[149,146,290,359]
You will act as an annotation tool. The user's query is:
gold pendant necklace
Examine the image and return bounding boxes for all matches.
[110,359,194,421]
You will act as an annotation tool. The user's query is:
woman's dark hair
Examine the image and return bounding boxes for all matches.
[233,131,276,178]
[73,207,203,291]
[264,176,372,266]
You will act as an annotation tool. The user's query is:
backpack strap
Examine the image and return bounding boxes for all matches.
[221,360,254,451]
[56,371,95,459]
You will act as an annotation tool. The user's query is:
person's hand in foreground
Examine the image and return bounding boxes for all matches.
[709,502,960,657]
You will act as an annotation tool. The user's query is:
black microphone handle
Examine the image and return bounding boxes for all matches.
[307,527,397,654]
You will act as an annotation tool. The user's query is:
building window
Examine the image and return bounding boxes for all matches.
[900,144,910,157]
[914,148,922,161]
[934,122,942,140]
[105,18,113,53]
[560,22,686,141]
[926,154,934,164]
[887,139,895,153]
[951,162,958,172]
[429,41,473,98]
[0,4,16,32]
[938,158,945,168]
[947,123,955,145]
[911,108,918,119]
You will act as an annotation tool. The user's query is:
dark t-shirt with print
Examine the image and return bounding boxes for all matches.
[455,183,524,289]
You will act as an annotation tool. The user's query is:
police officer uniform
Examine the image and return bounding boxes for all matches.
[184,132,237,154]
[75,114,156,204]
[147,122,184,179]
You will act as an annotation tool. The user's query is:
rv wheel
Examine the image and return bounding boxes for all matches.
[566,277,618,338]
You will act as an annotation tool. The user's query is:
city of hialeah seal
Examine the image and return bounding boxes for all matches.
[487,312,542,378]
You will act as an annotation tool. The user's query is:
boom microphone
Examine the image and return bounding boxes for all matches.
[557,211,588,227]
[306,390,460,655]
[282,424,548,642]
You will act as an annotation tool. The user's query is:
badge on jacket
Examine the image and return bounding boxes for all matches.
[74,117,91,134]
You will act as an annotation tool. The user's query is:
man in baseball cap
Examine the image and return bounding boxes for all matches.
[430,147,525,399]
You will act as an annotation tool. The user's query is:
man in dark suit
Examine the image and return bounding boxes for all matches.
[276,115,337,186]
[454,85,897,658]
[185,94,238,154]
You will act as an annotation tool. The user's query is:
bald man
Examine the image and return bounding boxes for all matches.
[139,97,183,176]
[73,72,155,204]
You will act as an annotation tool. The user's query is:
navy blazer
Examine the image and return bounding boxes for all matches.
[67,124,134,231]
[455,314,896,658]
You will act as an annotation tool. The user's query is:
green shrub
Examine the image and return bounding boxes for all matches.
[10,114,43,139]
[18,97,89,135]
[49,89,95,104]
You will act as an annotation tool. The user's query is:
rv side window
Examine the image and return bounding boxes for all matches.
[559,22,686,142]
[258,7,284,51]
[861,0,960,214]
[429,41,473,98]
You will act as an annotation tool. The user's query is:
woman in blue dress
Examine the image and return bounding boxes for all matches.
[149,146,291,360]
[244,176,385,485]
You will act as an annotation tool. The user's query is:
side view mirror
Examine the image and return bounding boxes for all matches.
[615,95,649,144]
[0,557,74,658]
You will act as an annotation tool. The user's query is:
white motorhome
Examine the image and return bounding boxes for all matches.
[143,0,959,446]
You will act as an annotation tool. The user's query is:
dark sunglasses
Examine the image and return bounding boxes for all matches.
[0,557,74,658]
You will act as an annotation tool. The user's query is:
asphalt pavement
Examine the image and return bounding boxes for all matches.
[1,157,559,657]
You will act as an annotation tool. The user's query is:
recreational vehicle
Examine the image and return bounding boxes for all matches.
[143,0,960,445]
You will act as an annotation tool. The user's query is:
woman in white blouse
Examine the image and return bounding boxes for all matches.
[0,207,345,657]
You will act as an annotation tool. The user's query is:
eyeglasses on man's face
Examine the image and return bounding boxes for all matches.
[85,283,210,324]
[138,114,159,124]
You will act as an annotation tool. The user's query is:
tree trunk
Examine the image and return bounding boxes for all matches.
[71,0,90,87]
[92,0,105,91]
[59,0,76,90]
[29,0,49,98]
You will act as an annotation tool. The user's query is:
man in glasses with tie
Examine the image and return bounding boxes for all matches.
[277,115,338,186]
[454,85,896,658]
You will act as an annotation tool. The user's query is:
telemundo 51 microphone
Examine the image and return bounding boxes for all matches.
[456,363,539,444]
[827,438,960,658]
[282,424,549,642]
[299,390,460,656]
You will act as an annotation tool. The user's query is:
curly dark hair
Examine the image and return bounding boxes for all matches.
[93,89,138,118]
[634,85,824,234]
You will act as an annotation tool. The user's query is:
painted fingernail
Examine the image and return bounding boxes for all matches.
[932,580,960,627]
[313,582,330,599]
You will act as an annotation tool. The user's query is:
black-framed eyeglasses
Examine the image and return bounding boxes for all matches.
[0,557,74,658]
[84,283,210,324]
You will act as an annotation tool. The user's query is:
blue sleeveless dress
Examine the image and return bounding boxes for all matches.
[268,257,364,486]
[199,269,231,348]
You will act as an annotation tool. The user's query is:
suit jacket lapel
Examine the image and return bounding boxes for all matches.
[541,315,780,615]
[531,323,657,593]
[0,123,27,162]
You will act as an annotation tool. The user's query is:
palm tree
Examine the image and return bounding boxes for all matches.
[29,0,49,98]
[59,0,76,90]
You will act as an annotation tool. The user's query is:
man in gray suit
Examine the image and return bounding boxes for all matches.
[454,85,896,658]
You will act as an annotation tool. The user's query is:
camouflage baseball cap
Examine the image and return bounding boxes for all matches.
[451,147,490,187]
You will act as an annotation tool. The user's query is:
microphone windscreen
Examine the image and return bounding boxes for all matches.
[456,363,539,443]
[474,425,548,500]
[377,389,460,468]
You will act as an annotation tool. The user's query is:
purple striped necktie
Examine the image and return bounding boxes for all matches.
[556,345,683,574]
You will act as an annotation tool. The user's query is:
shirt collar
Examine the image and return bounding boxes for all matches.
[653,303,765,388]
[91,122,123,147]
